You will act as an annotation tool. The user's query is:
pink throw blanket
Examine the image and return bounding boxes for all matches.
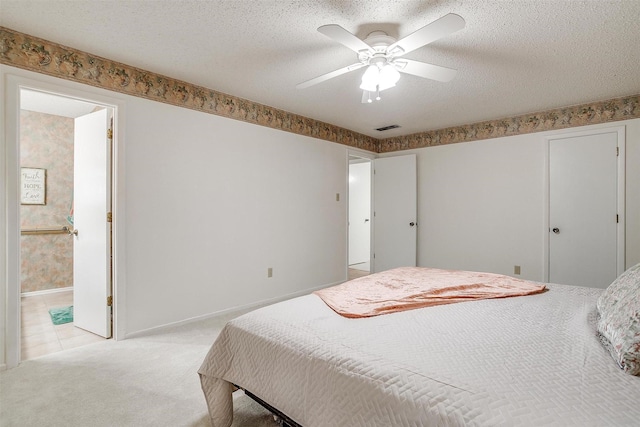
[314,267,546,318]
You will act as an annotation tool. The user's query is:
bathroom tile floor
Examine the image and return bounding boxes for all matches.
[21,290,106,361]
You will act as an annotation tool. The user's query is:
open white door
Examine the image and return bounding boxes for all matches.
[73,109,112,338]
[548,130,621,288]
[373,155,417,272]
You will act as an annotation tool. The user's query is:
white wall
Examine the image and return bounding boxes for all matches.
[381,119,640,281]
[125,100,348,332]
[1,66,350,367]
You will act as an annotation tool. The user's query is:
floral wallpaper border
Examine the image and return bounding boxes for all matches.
[0,26,378,152]
[2,26,639,154]
[379,94,640,153]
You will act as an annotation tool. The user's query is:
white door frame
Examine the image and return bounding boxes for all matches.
[543,126,625,283]
[3,72,126,369]
[346,150,375,277]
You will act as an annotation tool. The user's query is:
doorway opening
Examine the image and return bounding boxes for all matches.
[18,88,113,360]
[348,155,372,280]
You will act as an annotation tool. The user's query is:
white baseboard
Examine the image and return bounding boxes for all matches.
[0,363,7,371]
[124,280,342,340]
[21,286,73,297]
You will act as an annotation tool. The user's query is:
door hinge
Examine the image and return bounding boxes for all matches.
[107,212,112,222]
[107,128,113,140]
[107,296,113,306]
[617,214,619,223]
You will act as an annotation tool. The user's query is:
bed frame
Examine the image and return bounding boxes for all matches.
[243,388,302,427]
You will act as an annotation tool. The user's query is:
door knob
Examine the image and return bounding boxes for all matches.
[552,227,560,234]
[409,222,416,227]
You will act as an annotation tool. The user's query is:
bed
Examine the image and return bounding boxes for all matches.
[199,266,640,426]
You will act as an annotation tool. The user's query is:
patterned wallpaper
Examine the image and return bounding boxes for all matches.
[379,95,640,152]
[1,26,639,154]
[20,110,74,293]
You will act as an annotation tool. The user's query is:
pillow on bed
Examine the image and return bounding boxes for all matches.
[596,263,640,376]
[597,263,640,315]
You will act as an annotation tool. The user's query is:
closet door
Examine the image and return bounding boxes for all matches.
[548,129,622,288]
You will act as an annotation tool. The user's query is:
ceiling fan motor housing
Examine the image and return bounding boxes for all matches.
[359,31,407,71]
[364,31,396,48]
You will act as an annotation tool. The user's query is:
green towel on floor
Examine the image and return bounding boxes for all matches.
[49,306,73,325]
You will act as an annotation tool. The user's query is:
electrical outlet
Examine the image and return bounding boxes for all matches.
[267,267,273,278]
[514,265,521,275]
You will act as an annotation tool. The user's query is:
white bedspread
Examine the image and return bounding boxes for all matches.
[199,283,640,426]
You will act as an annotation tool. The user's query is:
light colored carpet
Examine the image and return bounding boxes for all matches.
[0,310,279,427]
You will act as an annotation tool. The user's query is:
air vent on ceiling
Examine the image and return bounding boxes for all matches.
[375,124,400,132]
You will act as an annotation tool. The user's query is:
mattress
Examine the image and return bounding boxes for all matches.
[199,283,640,426]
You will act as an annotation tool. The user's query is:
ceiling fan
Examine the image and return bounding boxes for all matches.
[296,13,465,103]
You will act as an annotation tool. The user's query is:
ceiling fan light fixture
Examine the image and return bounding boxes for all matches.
[360,65,379,86]
[378,64,401,91]
[360,63,400,94]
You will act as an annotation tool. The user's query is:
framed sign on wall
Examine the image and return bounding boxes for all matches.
[21,167,46,205]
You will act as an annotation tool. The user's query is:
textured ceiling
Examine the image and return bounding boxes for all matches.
[2,0,639,138]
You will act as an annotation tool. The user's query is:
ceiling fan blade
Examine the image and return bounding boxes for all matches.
[396,59,457,82]
[388,13,465,56]
[296,63,366,89]
[318,24,374,54]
